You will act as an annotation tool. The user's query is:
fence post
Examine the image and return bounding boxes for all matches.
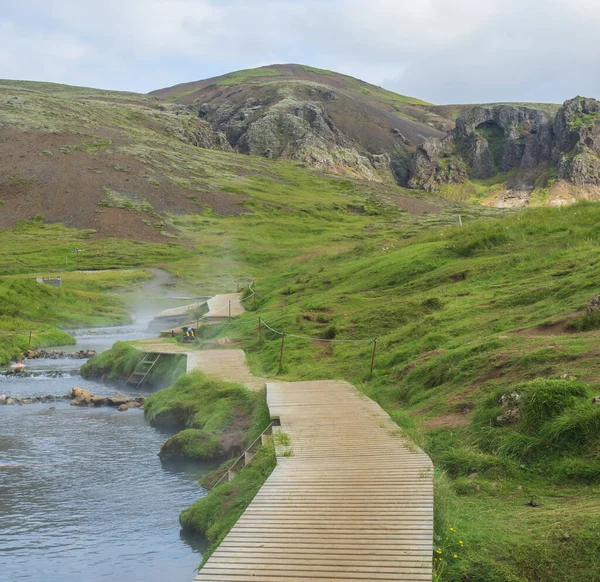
[458,214,463,227]
[279,332,286,369]
[228,300,231,319]
[370,338,377,374]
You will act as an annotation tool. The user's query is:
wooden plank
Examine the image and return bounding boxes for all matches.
[194,379,433,582]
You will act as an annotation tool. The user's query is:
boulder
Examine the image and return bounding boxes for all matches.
[68,387,93,406]
[90,396,108,407]
[593,395,600,406]
[0,396,13,405]
[107,392,130,406]
[117,401,142,412]
[495,391,522,426]
[587,294,600,314]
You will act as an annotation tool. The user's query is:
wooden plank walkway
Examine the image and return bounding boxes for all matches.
[194,380,434,582]
[205,293,244,320]
[133,341,264,390]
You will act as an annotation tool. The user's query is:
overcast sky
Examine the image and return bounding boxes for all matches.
[1,0,599,104]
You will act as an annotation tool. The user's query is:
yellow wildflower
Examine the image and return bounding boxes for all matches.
[453,554,458,559]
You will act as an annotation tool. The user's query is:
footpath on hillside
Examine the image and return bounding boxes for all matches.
[135,291,435,581]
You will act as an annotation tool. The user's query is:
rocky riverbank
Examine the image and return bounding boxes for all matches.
[0,387,146,411]
[23,349,97,359]
[68,387,146,410]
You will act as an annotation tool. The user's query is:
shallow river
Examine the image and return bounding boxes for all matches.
[0,322,210,582]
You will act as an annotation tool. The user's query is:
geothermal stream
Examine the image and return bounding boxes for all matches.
[0,272,212,582]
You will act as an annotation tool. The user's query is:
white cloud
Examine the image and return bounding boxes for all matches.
[0,0,599,102]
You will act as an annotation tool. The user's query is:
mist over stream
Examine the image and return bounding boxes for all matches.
[0,273,210,582]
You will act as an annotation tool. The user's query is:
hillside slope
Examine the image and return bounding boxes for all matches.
[0,78,458,240]
[151,64,450,183]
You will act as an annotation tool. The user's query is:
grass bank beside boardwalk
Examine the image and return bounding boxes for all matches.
[180,443,276,566]
[144,371,270,458]
[140,370,273,564]
[81,342,186,389]
[197,202,600,581]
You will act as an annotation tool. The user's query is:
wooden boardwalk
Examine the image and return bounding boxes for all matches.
[194,380,434,582]
[205,293,244,319]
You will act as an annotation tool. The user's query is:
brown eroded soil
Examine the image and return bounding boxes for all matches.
[0,128,248,241]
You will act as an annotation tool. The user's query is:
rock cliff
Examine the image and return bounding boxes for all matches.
[408,97,600,192]
[152,64,449,183]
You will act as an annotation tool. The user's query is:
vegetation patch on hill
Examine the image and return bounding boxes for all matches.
[0,278,129,364]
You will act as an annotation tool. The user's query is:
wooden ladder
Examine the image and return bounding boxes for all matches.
[126,353,160,388]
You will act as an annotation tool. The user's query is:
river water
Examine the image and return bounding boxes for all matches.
[0,299,210,581]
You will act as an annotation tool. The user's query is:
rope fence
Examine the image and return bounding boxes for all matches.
[258,316,378,374]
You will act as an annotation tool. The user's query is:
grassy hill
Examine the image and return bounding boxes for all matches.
[209,201,600,581]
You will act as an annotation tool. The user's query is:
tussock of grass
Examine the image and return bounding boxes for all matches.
[159,429,222,461]
[144,371,255,431]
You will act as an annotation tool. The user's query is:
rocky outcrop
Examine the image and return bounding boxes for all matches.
[158,103,233,152]
[409,97,600,192]
[554,97,600,185]
[23,349,97,359]
[408,138,468,190]
[495,391,522,426]
[587,293,600,314]
[192,89,385,180]
[68,387,145,410]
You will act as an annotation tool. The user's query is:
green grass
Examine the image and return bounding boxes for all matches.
[144,371,256,432]
[184,200,600,580]
[98,188,155,214]
[159,429,222,461]
[0,219,191,275]
[568,111,600,130]
[0,278,130,364]
[179,442,276,565]
[81,341,186,387]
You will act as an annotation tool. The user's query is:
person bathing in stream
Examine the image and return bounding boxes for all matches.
[10,358,25,373]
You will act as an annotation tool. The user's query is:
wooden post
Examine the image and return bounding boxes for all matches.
[29,331,32,348]
[458,214,463,227]
[258,317,262,338]
[279,332,286,369]
[228,300,232,319]
[370,338,377,374]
